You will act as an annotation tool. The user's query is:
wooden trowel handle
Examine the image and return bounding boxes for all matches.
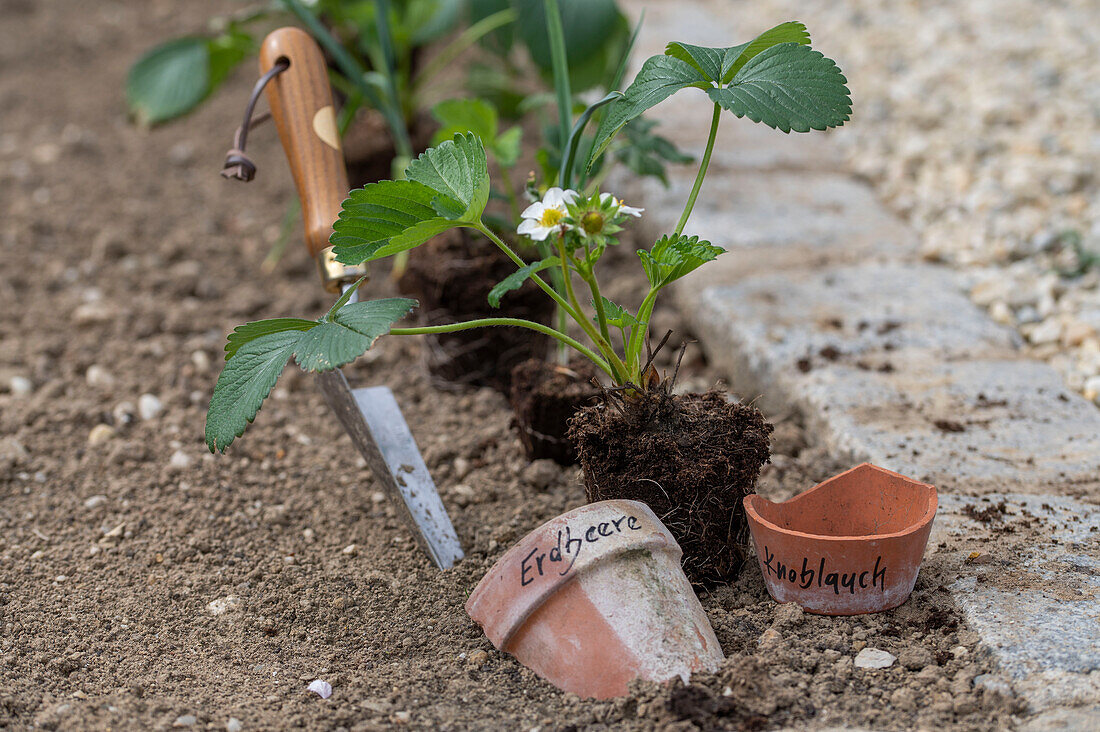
[259,27,366,293]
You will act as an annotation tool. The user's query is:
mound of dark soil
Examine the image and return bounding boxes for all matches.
[570,389,773,587]
[399,229,554,392]
[509,358,600,465]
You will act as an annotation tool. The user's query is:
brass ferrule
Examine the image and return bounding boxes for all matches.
[316,246,369,293]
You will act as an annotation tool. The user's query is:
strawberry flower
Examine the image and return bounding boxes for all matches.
[518,187,579,241]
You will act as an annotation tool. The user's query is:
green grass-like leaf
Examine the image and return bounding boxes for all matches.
[708,43,851,133]
[638,234,725,289]
[205,298,416,453]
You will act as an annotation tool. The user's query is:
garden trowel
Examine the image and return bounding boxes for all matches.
[257,27,463,569]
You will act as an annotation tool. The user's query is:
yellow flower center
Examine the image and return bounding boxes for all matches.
[538,208,564,227]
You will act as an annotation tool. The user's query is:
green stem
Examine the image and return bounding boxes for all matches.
[412,8,517,94]
[626,286,660,379]
[554,239,629,382]
[674,102,721,236]
[586,272,612,347]
[545,0,573,183]
[392,318,612,377]
[474,224,582,324]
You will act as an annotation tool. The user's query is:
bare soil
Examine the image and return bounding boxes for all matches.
[0,1,1022,730]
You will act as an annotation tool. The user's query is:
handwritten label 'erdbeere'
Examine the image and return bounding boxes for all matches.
[520,514,643,586]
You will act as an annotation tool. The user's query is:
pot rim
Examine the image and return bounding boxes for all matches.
[465,499,680,649]
[743,463,937,543]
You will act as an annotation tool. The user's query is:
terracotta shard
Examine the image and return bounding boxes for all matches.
[744,463,937,615]
[466,500,724,698]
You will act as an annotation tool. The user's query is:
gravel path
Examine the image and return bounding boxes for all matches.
[683,0,1100,404]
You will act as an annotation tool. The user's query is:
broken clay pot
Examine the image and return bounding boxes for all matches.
[466,500,724,699]
[744,463,937,616]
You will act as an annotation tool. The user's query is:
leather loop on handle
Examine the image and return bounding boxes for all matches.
[260,28,364,291]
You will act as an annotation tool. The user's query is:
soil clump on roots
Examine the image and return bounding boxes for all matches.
[570,388,773,587]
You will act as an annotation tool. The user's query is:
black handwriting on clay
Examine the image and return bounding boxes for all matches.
[520,514,642,586]
[762,547,887,595]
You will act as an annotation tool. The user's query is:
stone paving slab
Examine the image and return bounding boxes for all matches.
[613,0,1100,718]
[934,495,1100,710]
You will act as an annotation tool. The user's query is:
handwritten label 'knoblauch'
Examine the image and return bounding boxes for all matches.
[762,546,887,595]
[520,514,642,586]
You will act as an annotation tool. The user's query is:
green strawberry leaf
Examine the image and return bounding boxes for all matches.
[224,318,318,360]
[587,55,708,165]
[708,43,851,133]
[405,132,489,222]
[292,297,417,371]
[205,298,416,453]
[205,330,301,453]
[638,234,725,289]
[331,180,450,265]
[594,296,639,328]
[721,21,810,83]
[488,257,559,307]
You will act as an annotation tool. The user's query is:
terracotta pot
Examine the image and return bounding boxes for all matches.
[744,463,937,616]
[466,500,724,699]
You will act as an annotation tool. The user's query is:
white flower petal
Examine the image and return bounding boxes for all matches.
[524,226,552,241]
[542,187,566,207]
[520,201,545,219]
[517,219,540,235]
[561,188,580,204]
[619,204,644,217]
[599,192,613,204]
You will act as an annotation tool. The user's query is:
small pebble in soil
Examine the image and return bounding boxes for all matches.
[393,711,411,724]
[899,647,934,670]
[169,450,192,470]
[371,491,386,504]
[85,364,114,388]
[207,596,240,616]
[521,459,559,490]
[226,719,243,732]
[112,401,136,425]
[467,650,489,667]
[342,544,358,556]
[83,495,107,509]
[87,424,116,446]
[854,647,897,669]
[138,393,164,421]
[758,628,783,646]
[308,679,332,699]
[173,715,197,727]
[9,375,33,397]
[191,350,211,374]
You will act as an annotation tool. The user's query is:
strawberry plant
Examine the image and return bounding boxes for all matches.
[205,21,851,455]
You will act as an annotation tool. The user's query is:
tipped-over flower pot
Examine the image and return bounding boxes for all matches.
[466,500,724,699]
[744,463,937,616]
